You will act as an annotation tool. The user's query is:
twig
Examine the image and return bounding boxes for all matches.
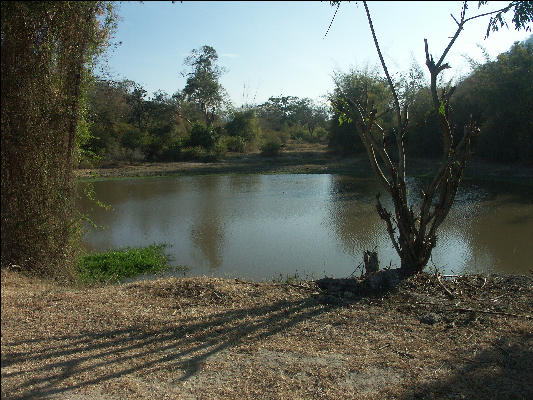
[450,13,460,26]
[437,274,455,299]
[378,343,391,350]
[480,277,487,289]
[349,261,364,278]
[324,2,340,39]
[434,361,446,376]
[462,281,476,289]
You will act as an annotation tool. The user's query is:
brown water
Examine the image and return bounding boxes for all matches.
[78,174,533,281]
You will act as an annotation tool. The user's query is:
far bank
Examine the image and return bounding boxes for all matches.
[75,145,533,184]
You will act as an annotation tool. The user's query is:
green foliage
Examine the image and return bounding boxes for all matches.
[77,244,184,284]
[260,135,283,157]
[328,67,393,155]
[327,42,533,163]
[182,45,226,126]
[404,87,442,158]
[257,96,329,138]
[289,123,312,142]
[452,41,533,163]
[121,124,149,151]
[313,126,329,143]
[180,146,206,161]
[188,122,219,150]
[223,135,247,152]
[1,1,116,277]
[479,1,533,38]
[225,110,261,143]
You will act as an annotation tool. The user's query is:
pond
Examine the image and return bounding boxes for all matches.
[78,174,533,281]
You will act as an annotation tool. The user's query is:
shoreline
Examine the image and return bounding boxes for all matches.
[74,147,533,184]
[2,269,532,399]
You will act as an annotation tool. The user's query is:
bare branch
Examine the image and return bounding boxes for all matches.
[324,2,340,39]
[376,194,401,255]
[331,95,393,193]
[362,1,402,127]
[436,4,510,69]
[464,5,512,24]
[450,13,460,26]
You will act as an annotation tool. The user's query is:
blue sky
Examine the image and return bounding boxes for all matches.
[98,1,531,106]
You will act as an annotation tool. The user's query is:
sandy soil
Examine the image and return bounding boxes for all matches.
[2,269,532,399]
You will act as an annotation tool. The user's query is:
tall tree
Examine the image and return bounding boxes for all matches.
[127,82,148,130]
[1,1,116,276]
[181,45,226,127]
[330,1,533,277]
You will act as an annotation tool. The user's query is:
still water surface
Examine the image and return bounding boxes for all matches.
[78,174,533,280]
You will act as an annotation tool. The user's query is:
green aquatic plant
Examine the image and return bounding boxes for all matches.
[77,244,187,284]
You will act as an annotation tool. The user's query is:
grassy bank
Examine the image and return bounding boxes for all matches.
[77,244,186,284]
[1,270,532,399]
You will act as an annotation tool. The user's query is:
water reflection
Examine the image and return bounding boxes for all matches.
[189,176,225,269]
[326,176,393,263]
[77,174,533,280]
[463,194,533,274]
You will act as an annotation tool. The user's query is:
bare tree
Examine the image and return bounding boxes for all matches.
[331,1,530,277]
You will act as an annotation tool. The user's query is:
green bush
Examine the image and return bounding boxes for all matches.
[260,137,282,157]
[290,123,311,142]
[181,146,205,160]
[212,140,227,159]
[77,244,184,284]
[223,136,247,152]
[225,110,261,142]
[120,124,148,150]
[312,126,329,143]
[188,123,219,150]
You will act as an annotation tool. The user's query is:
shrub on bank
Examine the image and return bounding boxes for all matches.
[223,136,247,153]
[260,138,282,157]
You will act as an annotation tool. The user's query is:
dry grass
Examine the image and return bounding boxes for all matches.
[2,269,532,399]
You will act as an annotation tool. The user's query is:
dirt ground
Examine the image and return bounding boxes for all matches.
[2,269,532,399]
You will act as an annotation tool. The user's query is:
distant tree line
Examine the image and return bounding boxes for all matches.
[80,45,330,166]
[328,39,533,164]
[82,40,532,166]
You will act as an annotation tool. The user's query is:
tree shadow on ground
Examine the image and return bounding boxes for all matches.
[401,333,533,400]
[2,294,347,399]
